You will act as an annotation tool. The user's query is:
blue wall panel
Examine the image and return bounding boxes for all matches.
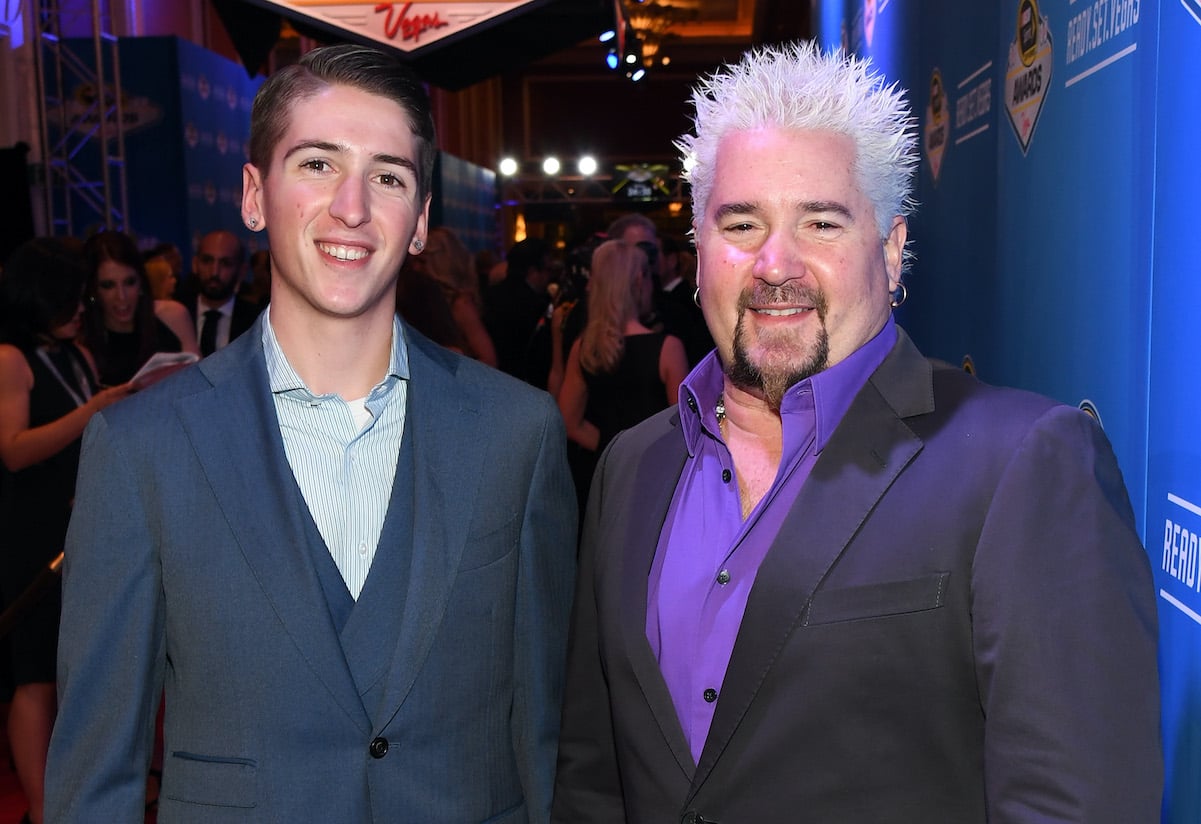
[1147,3,1201,819]
[816,0,1201,817]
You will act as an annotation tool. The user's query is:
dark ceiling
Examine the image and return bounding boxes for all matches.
[509,0,812,166]
[211,0,812,176]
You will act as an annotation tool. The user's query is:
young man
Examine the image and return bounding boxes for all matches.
[47,44,576,823]
[552,41,1160,823]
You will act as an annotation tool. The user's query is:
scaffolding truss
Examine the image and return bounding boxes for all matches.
[34,0,129,237]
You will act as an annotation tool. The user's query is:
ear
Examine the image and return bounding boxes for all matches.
[242,163,265,232]
[410,193,432,255]
[883,215,907,291]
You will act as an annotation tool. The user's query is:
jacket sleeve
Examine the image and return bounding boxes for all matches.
[972,405,1162,821]
[512,393,579,822]
[46,413,166,823]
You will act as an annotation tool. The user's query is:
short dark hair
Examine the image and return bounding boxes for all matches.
[606,213,658,242]
[505,238,550,283]
[0,237,88,347]
[248,44,438,200]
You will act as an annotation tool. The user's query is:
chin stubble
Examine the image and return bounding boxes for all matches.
[727,284,830,411]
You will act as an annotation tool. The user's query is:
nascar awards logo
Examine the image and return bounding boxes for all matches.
[1005,0,1053,154]
[924,69,949,183]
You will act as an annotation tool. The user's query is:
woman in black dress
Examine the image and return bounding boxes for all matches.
[557,238,689,513]
[0,238,131,824]
[81,230,198,386]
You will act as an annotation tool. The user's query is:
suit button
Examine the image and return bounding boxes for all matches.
[369,737,389,758]
[681,812,708,824]
[703,688,718,703]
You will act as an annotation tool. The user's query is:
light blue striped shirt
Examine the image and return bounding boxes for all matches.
[262,311,408,599]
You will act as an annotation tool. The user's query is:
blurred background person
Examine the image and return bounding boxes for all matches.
[485,237,555,386]
[545,231,603,398]
[142,241,183,288]
[0,238,130,824]
[144,254,177,301]
[655,234,713,368]
[241,248,272,312]
[81,230,198,386]
[178,229,259,355]
[420,226,497,366]
[557,238,688,514]
[396,253,467,355]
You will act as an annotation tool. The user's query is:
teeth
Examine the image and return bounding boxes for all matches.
[318,243,368,261]
[756,307,808,316]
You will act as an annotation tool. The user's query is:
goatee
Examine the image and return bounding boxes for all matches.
[726,284,829,411]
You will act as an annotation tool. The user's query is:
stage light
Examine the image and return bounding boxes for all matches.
[630,68,646,82]
[605,49,619,70]
[578,155,598,176]
[499,157,519,176]
[599,29,616,42]
[542,156,561,175]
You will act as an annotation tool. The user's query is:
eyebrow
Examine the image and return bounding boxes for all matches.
[282,140,418,174]
[713,200,856,222]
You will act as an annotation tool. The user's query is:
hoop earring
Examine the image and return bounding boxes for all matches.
[890,282,908,308]
[693,287,701,308]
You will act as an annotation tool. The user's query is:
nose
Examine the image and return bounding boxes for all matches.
[118,282,135,303]
[751,228,803,286]
[329,174,369,227]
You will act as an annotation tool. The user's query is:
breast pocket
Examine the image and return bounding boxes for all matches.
[458,508,521,571]
[803,572,950,626]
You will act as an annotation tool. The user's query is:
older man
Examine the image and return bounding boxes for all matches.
[552,41,1160,823]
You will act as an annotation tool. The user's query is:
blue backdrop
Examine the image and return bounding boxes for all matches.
[814,0,1200,819]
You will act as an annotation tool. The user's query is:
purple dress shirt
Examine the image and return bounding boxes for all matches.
[646,316,898,764]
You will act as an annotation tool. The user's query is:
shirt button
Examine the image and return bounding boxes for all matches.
[716,569,731,585]
[369,737,389,758]
[687,395,697,412]
[703,688,718,703]
[721,468,732,483]
[358,542,368,557]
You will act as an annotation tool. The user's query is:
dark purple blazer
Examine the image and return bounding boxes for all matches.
[553,328,1161,824]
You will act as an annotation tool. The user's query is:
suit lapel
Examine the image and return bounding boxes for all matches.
[690,331,934,791]
[618,419,698,780]
[372,332,485,731]
[175,328,371,733]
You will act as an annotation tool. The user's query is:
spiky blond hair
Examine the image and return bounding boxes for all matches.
[677,41,918,256]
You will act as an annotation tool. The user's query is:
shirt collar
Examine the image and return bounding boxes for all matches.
[678,314,897,456]
[263,309,410,397]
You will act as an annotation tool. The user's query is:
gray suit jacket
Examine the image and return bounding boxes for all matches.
[553,329,1161,823]
[48,316,577,823]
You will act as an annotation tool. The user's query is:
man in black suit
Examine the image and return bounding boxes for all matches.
[484,237,554,385]
[655,235,713,368]
[178,229,260,355]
